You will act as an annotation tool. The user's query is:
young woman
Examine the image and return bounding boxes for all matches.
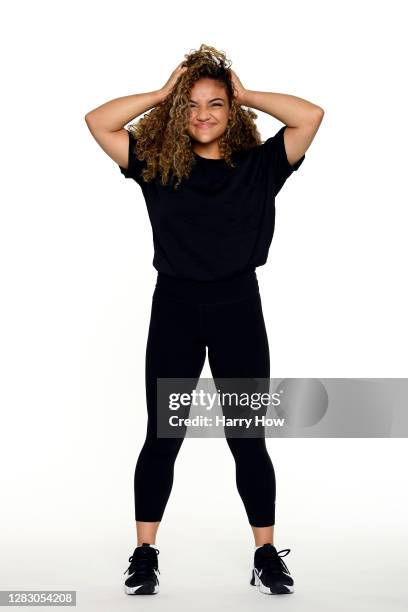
[85,44,324,596]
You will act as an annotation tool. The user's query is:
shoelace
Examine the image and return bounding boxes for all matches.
[123,547,160,579]
[257,546,291,575]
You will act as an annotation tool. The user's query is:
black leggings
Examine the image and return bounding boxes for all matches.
[134,268,276,528]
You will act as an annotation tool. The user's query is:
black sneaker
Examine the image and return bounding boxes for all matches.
[250,544,294,595]
[123,543,160,595]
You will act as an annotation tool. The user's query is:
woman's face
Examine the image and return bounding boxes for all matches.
[186,78,230,147]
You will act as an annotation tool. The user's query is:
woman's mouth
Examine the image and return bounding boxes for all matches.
[196,123,214,129]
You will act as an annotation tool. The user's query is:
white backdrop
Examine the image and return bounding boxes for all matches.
[1,0,407,610]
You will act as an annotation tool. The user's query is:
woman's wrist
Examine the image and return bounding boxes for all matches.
[156,88,170,104]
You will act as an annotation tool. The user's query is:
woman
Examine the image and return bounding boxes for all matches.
[85,43,323,596]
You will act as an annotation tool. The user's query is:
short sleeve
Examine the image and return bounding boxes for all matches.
[118,129,146,185]
[261,125,305,196]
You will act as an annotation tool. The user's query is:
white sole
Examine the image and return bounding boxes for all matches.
[250,568,294,595]
[124,583,159,595]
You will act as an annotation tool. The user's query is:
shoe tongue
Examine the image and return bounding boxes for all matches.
[261,543,276,553]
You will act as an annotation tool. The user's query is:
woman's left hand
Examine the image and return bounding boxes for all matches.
[230,69,247,106]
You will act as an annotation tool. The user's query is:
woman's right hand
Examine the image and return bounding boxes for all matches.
[159,61,188,101]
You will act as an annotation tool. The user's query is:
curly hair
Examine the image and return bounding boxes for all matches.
[128,43,262,190]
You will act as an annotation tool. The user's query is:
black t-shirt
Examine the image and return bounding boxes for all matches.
[119,126,305,281]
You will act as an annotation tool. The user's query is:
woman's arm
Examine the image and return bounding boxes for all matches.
[241,89,324,167]
[230,70,323,167]
[84,90,164,170]
[85,90,164,132]
[84,62,188,170]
